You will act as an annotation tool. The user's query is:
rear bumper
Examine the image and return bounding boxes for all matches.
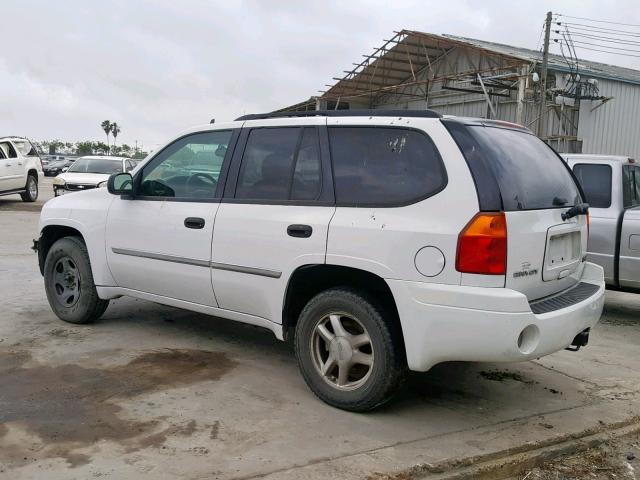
[388,262,605,372]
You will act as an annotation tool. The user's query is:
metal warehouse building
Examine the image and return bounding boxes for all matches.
[283,29,640,158]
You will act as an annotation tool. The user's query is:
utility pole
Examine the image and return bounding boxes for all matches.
[538,11,553,139]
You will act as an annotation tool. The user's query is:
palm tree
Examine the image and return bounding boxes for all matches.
[101,120,112,154]
[111,123,121,152]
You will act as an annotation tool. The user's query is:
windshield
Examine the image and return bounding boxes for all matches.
[447,123,582,211]
[68,158,123,174]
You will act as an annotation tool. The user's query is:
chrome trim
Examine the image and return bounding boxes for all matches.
[209,262,282,279]
[111,248,282,279]
[111,247,210,267]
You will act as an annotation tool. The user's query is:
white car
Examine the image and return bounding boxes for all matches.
[52,156,137,196]
[0,136,43,202]
[35,111,605,411]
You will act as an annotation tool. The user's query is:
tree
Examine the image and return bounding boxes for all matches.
[111,122,121,151]
[75,141,94,155]
[101,120,112,154]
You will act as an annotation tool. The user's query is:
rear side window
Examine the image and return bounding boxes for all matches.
[235,127,321,201]
[445,122,582,211]
[623,165,640,208]
[572,164,612,208]
[328,127,446,206]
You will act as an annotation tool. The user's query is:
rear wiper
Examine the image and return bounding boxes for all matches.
[561,203,589,221]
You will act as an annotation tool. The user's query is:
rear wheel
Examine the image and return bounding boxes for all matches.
[295,288,406,412]
[20,174,38,202]
[44,237,109,324]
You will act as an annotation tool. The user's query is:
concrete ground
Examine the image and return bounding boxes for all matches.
[1,177,639,480]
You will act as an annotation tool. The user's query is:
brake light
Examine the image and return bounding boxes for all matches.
[456,212,507,275]
[586,211,590,237]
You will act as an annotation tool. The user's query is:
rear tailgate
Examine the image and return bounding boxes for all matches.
[506,209,587,300]
[444,119,587,301]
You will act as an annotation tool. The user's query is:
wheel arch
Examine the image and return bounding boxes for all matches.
[37,224,85,275]
[27,168,38,179]
[282,264,406,358]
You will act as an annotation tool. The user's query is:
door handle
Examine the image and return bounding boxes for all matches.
[287,224,312,238]
[184,217,205,229]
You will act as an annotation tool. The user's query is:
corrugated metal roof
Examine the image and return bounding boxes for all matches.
[442,33,640,85]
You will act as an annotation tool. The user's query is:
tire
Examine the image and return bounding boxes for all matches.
[20,174,38,202]
[44,236,109,324]
[295,288,406,412]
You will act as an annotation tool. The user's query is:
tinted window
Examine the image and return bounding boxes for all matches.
[235,127,321,201]
[140,130,232,199]
[572,164,612,208]
[0,142,17,158]
[328,127,446,206]
[623,165,640,208]
[448,124,581,211]
[292,128,321,200]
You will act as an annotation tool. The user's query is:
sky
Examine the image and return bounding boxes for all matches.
[2,0,640,151]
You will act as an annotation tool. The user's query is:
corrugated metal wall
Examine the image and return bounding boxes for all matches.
[578,78,640,159]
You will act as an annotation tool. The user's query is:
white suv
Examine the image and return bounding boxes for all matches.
[35,111,605,411]
[0,136,43,202]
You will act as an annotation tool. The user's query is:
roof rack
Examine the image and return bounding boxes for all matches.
[235,109,442,121]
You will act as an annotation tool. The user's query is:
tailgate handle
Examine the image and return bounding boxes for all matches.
[561,203,589,221]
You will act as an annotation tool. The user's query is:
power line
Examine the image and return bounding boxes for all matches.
[557,14,640,28]
[560,31,640,47]
[554,39,640,58]
[557,22,640,38]
[554,37,640,54]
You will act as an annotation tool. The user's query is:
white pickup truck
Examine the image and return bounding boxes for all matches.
[564,154,640,292]
[0,136,43,202]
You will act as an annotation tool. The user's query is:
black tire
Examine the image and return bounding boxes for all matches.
[20,174,38,202]
[295,288,406,412]
[44,236,109,324]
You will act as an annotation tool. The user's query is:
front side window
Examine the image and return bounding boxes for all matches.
[329,127,446,206]
[572,164,612,208]
[140,130,232,199]
[235,127,321,201]
[0,142,17,158]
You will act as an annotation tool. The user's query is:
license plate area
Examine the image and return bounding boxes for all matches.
[543,229,581,281]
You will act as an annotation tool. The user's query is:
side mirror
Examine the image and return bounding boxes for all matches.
[107,172,134,195]
[61,167,68,172]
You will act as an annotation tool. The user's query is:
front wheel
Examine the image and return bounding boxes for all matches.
[20,174,38,202]
[44,237,109,324]
[295,288,406,412]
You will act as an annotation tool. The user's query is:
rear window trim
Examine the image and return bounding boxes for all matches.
[443,120,585,212]
[328,125,448,208]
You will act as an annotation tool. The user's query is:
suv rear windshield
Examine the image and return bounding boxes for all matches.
[445,122,582,211]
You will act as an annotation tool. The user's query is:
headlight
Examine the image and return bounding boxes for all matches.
[53,177,66,186]
[97,181,107,188]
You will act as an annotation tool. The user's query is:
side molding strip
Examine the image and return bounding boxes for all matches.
[111,247,282,279]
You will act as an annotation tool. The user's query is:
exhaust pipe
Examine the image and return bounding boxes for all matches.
[566,329,590,352]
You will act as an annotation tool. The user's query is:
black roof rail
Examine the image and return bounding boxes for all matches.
[235,109,442,121]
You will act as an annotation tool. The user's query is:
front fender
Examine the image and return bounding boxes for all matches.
[39,190,116,287]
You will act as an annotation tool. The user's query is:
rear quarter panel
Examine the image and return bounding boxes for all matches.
[326,118,479,285]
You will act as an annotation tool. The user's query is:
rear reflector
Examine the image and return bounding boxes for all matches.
[456,212,507,275]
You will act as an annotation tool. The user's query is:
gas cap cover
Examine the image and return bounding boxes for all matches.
[414,246,446,277]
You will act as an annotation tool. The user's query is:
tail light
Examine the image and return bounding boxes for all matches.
[456,212,507,275]
[586,211,590,237]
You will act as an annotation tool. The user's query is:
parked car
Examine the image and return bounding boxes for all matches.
[52,156,135,196]
[34,110,604,411]
[43,159,74,177]
[0,136,43,202]
[563,154,640,292]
